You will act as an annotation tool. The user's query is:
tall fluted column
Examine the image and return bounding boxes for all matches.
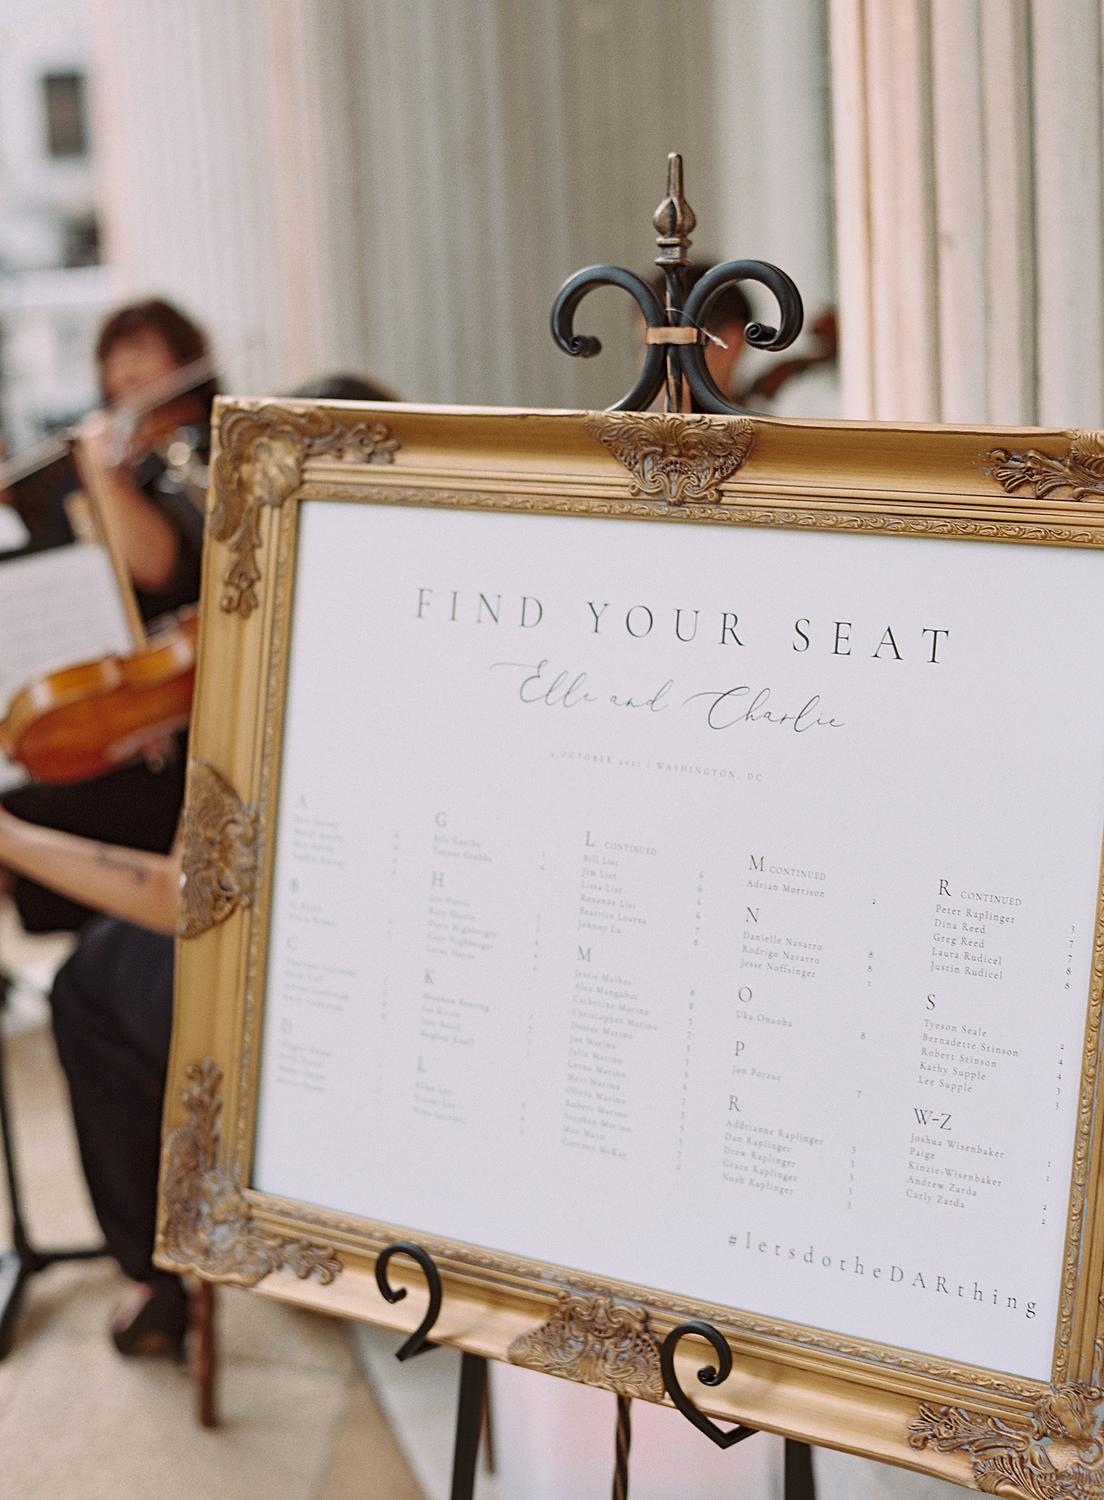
[710,0,839,417]
[830,0,1104,426]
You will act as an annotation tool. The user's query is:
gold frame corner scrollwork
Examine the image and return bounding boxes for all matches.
[156,1056,342,1288]
[179,759,258,940]
[209,401,401,618]
[908,1373,1104,1498]
[585,410,755,505]
[507,1289,665,1401]
[985,430,1104,505]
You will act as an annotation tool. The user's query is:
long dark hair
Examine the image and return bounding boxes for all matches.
[95,298,218,416]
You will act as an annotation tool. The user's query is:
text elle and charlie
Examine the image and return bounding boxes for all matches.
[413,588,951,664]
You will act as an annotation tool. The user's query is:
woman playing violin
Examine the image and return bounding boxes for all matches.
[77,298,215,611]
[0,296,216,1350]
[0,371,394,1357]
[0,299,217,935]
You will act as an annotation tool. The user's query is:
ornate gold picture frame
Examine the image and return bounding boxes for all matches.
[159,399,1104,1495]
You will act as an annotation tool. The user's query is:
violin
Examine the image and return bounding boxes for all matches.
[0,347,222,786]
[0,610,199,785]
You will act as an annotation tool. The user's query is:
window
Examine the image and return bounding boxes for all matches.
[42,72,89,159]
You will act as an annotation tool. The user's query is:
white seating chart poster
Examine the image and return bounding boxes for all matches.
[253,498,1104,1384]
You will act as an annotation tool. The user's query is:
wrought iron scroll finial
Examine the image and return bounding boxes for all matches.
[551,153,803,414]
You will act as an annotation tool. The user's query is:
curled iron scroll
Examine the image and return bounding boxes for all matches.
[551,266,666,411]
[551,257,803,415]
[660,1321,758,1450]
[682,261,804,414]
[375,1241,443,1361]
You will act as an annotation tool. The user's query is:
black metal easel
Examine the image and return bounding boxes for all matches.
[375,1242,490,1500]
[0,968,108,1357]
[377,1243,816,1500]
[373,155,815,1499]
[552,153,815,1499]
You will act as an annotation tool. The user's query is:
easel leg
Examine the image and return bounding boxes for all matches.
[480,1362,496,1475]
[450,1351,487,1500]
[0,992,31,1359]
[612,1394,632,1500]
[784,1438,816,1500]
[194,1280,218,1428]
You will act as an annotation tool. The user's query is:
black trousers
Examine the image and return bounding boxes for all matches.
[49,919,174,1283]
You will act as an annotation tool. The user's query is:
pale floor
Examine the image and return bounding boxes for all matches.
[0,905,424,1500]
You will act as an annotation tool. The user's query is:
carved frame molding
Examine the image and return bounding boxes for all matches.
[156,1056,342,1288]
[986,430,1104,506]
[585,411,755,504]
[508,1289,665,1401]
[301,477,1104,550]
[909,1367,1104,1498]
[209,401,401,618]
[179,760,258,940]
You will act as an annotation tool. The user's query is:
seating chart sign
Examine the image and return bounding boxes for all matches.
[162,401,1104,1491]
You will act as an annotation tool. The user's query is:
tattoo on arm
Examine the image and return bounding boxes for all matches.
[95,845,149,887]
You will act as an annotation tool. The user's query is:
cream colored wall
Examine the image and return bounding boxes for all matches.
[88,0,840,416]
[89,0,723,408]
[89,0,376,398]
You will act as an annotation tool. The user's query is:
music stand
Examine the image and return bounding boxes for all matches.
[0,965,107,1357]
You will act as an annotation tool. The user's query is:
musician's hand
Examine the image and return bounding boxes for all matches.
[76,410,120,471]
[74,412,180,589]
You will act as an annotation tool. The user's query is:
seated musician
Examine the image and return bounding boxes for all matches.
[75,297,216,609]
[0,298,217,935]
[0,373,395,1356]
[0,818,185,1352]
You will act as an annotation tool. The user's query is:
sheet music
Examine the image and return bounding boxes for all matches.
[0,544,134,788]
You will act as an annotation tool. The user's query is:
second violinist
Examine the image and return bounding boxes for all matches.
[0,298,218,935]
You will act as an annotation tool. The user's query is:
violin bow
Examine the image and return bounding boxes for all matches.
[0,347,228,493]
[67,434,147,651]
